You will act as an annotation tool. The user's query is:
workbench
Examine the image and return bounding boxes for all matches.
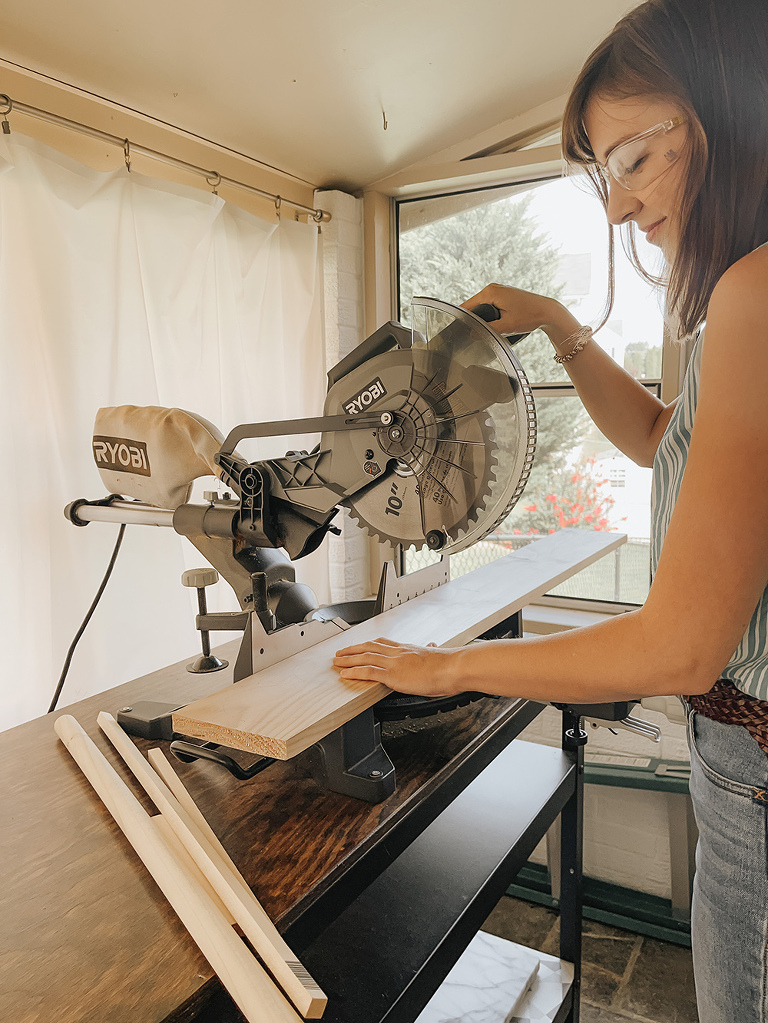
[1,635,585,1023]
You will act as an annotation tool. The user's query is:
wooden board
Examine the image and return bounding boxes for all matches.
[174,529,624,759]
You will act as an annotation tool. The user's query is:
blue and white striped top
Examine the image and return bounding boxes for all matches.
[651,332,768,700]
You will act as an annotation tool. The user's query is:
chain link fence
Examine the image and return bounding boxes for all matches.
[405,534,651,605]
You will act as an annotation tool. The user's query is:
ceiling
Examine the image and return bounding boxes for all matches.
[0,0,637,191]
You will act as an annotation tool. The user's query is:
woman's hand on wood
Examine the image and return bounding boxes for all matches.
[333,637,461,697]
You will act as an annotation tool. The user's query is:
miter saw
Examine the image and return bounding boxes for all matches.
[66,298,650,801]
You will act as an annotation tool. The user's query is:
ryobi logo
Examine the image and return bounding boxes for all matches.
[93,435,151,477]
[343,377,387,415]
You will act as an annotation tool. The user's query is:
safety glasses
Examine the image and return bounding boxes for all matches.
[598,116,687,191]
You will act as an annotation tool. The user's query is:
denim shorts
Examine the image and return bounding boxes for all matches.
[687,707,768,1022]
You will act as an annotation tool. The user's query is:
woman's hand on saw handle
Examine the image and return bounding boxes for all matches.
[463,284,581,348]
[463,283,672,466]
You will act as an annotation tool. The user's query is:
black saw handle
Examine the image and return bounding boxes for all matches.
[470,303,530,347]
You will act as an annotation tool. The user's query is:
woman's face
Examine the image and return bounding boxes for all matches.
[583,93,691,259]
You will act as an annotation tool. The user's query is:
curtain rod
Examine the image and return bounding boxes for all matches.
[0,93,331,223]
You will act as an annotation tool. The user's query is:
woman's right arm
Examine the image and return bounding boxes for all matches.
[463,284,677,468]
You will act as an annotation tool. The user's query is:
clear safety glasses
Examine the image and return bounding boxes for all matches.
[598,116,687,191]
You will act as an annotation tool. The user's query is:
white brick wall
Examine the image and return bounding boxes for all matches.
[315,189,370,602]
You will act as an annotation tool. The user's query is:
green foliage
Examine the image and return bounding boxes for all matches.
[400,195,562,326]
[624,341,663,379]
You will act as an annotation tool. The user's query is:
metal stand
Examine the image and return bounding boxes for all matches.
[289,703,586,1023]
[558,709,587,1023]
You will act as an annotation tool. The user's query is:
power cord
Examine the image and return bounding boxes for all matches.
[48,524,126,713]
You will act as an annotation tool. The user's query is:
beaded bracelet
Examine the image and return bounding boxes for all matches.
[553,326,593,364]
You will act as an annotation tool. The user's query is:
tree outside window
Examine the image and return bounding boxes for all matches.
[398,177,664,603]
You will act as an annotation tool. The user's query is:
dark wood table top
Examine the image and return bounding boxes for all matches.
[0,641,541,1023]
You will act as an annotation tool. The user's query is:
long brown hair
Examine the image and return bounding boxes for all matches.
[562,0,768,339]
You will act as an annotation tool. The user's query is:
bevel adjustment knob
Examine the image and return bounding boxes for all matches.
[181,567,219,589]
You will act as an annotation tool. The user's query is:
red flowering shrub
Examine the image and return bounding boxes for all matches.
[500,458,624,537]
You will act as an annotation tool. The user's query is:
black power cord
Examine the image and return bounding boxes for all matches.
[48,524,126,713]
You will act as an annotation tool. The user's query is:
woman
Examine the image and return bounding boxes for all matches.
[334,1,768,1019]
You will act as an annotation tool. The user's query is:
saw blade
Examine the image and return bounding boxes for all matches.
[326,298,536,553]
[347,406,498,549]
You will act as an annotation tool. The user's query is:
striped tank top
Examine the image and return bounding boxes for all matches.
[651,331,768,701]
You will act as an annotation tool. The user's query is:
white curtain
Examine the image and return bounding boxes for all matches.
[0,133,329,731]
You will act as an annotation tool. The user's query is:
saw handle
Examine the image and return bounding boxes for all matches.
[471,302,501,322]
[470,303,530,348]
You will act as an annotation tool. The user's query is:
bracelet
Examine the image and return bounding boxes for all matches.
[553,326,593,363]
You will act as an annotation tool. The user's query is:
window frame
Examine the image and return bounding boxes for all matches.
[391,171,674,611]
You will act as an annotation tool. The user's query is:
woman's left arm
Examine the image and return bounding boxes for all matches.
[334,249,768,704]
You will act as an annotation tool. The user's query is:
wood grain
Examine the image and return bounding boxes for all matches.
[174,530,624,758]
[53,715,303,1023]
[1,642,243,1023]
[98,713,327,1018]
[148,747,227,851]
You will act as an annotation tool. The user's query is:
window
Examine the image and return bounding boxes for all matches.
[396,175,668,606]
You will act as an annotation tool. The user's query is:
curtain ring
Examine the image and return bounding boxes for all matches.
[206,171,221,196]
[275,195,282,220]
[0,95,12,135]
[123,138,131,172]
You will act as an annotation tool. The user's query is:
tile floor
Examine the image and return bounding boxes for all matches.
[197,895,699,1022]
[482,896,699,1023]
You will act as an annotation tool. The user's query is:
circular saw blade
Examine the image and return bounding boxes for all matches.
[347,404,498,549]
[333,298,536,553]
[410,297,537,555]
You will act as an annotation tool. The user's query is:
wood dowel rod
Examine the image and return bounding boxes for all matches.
[148,747,293,938]
[148,747,226,850]
[97,713,326,1018]
[53,715,302,1023]
[147,747,285,935]
[151,815,237,926]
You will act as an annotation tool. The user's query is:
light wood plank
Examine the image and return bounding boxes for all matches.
[53,715,303,1023]
[173,529,624,760]
[98,713,327,1019]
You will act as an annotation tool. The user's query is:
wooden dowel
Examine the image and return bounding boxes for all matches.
[147,747,301,939]
[148,746,284,923]
[97,712,326,1018]
[147,748,328,1012]
[54,715,302,1023]
[148,747,226,850]
[151,815,237,926]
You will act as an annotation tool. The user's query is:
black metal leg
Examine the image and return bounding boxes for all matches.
[559,709,586,1022]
